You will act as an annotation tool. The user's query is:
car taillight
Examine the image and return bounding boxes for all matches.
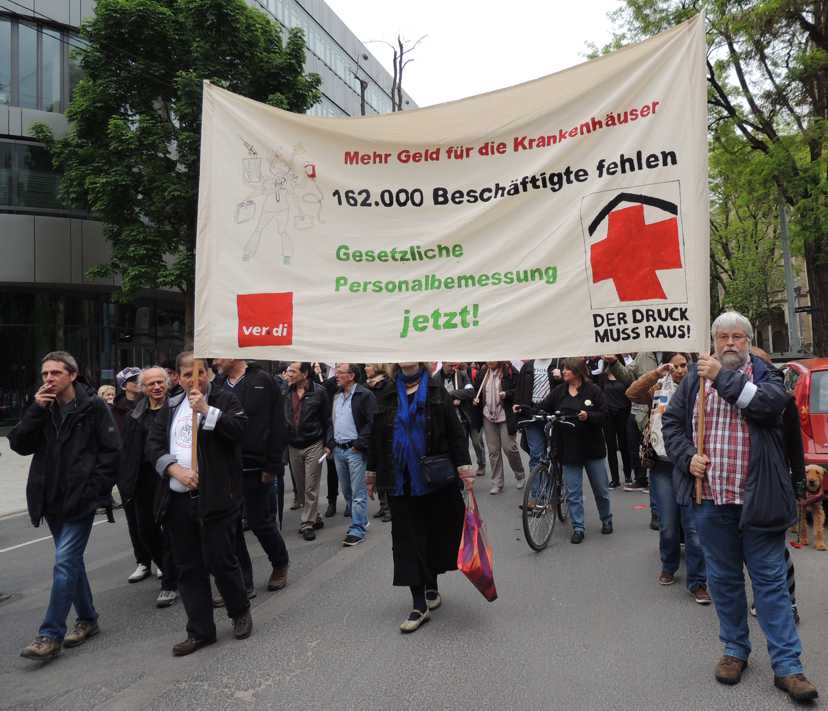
[800,404,813,439]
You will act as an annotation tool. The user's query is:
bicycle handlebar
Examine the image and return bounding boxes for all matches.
[516,410,578,428]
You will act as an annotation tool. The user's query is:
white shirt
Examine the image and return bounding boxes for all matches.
[169,397,200,493]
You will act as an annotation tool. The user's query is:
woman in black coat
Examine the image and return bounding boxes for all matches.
[366,362,473,633]
[597,354,634,488]
[540,357,613,544]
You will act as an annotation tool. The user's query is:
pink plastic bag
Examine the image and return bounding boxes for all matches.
[457,490,498,602]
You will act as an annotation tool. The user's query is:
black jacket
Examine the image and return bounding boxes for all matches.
[473,363,520,435]
[146,385,247,520]
[515,359,565,408]
[118,396,164,501]
[435,367,477,428]
[540,380,608,465]
[329,383,377,452]
[8,385,121,526]
[368,375,471,492]
[215,365,285,473]
[111,393,137,434]
[662,356,795,531]
[284,379,332,449]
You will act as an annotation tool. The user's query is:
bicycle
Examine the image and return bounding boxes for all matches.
[517,410,578,551]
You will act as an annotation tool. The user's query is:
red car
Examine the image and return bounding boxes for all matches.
[783,358,828,468]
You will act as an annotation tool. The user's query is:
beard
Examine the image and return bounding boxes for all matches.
[718,348,747,370]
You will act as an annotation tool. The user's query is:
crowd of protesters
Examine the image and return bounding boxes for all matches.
[5,310,819,702]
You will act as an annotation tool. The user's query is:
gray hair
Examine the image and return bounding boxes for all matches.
[139,365,170,387]
[41,350,79,374]
[711,311,753,342]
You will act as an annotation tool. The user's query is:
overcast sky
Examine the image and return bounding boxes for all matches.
[324,0,623,108]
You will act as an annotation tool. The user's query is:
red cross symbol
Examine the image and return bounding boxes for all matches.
[590,203,682,301]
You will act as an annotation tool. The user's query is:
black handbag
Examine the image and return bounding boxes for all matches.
[420,454,457,490]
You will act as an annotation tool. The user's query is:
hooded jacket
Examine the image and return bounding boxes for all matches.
[9,384,121,526]
[146,384,247,520]
[662,356,796,531]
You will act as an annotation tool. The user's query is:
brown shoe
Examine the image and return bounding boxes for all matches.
[63,620,99,648]
[690,585,712,605]
[233,610,253,640]
[20,636,61,661]
[657,571,675,586]
[774,673,819,702]
[172,636,216,657]
[715,655,747,685]
[268,565,288,591]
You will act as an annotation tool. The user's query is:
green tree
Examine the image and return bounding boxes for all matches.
[602,1,828,354]
[33,0,321,343]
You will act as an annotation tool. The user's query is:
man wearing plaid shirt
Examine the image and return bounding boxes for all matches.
[663,311,817,703]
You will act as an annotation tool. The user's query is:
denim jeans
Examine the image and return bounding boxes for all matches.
[334,446,368,539]
[562,459,612,533]
[649,461,705,590]
[694,501,803,676]
[40,515,97,641]
[524,422,546,471]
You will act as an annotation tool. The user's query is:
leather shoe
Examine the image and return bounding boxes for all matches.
[172,636,215,657]
[570,530,584,544]
[601,521,613,535]
[774,673,819,702]
[267,565,288,591]
[715,655,747,685]
[324,502,336,518]
[233,610,253,640]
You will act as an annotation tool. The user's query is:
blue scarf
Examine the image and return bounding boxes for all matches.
[392,369,430,496]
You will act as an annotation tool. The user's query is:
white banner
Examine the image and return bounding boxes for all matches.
[194,15,708,361]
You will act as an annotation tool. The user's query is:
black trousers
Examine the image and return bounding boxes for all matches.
[124,477,178,591]
[166,492,248,642]
[603,409,632,484]
[123,497,151,567]
[235,472,290,588]
[326,455,339,504]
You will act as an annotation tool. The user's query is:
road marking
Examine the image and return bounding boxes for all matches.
[0,519,107,553]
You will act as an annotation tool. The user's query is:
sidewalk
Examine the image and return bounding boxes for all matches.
[0,437,30,517]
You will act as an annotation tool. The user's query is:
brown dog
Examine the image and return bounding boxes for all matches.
[799,465,827,551]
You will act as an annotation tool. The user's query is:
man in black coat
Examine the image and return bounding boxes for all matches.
[146,352,252,657]
[213,359,290,593]
[9,351,120,661]
[435,363,485,474]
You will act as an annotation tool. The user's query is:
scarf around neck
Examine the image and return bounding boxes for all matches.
[392,369,430,495]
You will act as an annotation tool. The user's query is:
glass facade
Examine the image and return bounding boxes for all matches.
[0,139,68,211]
[0,289,185,427]
[0,15,82,113]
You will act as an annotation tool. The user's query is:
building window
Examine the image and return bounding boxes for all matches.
[0,14,83,113]
[0,138,74,213]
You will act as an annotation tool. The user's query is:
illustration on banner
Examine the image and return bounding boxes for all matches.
[235,138,324,264]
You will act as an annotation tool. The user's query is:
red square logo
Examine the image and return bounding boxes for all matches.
[236,292,293,347]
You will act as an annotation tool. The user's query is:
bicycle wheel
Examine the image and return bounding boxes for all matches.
[555,462,569,522]
[522,465,558,551]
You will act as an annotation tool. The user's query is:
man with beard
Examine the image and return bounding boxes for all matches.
[663,311,817,702]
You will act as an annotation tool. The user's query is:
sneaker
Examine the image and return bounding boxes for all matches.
[156,590,178,608]
[63,620,99,648]
[623,481,649,493]
[714,655,747,685]
[601,521,613,535]
[774,674,819,702]
[608,480,620,489]
[658,571,675,586]
[489,485,503,495]
[128,563,151,583]
[516,477,526,490]
[20,636,61,660]
[690,585,712,605]
[570,530,585,544]
[343,534,363,547]
[425,590,442,611]
[399,608,430,633]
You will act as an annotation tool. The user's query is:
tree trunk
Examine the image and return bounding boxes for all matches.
[804,235,828,355]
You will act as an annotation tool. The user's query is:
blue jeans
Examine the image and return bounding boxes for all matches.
[563,459,612,533]
[650,461,705,590]
[524,422,546,471]
[334,446,368,539]
[40,515,97,641]
[694,502,803,676]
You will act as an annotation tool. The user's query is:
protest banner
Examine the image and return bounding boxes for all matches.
[194,15,708,361]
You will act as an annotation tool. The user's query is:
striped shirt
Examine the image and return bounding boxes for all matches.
[692,363,753,505]
[532,359,552,403]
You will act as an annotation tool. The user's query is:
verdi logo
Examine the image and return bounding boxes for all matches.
[236,292,293,347]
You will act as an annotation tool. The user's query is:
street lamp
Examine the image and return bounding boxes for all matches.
[352,52,369,116]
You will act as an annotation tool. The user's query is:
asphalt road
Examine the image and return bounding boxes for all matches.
[1,468,826,711]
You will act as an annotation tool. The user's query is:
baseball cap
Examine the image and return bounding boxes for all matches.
[116,367,141,390]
